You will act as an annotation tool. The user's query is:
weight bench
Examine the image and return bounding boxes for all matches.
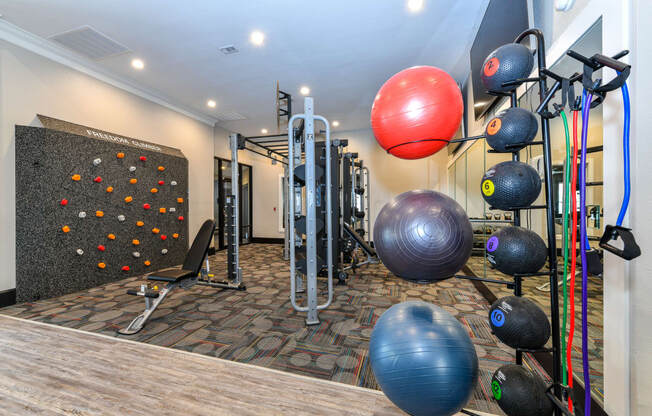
[118,219,216,335]
[343,222,378,271]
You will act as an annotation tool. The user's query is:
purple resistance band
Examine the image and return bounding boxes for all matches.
[580,89,592,415]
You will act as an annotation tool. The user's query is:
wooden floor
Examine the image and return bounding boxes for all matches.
[0,316,496,416]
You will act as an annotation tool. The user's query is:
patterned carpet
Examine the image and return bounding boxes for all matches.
[467,255,604,404]
[2,244,547,415]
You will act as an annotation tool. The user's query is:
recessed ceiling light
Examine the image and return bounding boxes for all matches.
[300,86,310,95]
[332,121,340,127]
[131,58,144,70]
[250,30,265,46]
[407,0,424,13]
[207,99,217,108]
[261,128,268,134]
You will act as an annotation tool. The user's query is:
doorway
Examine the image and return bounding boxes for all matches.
[214,157,253,250]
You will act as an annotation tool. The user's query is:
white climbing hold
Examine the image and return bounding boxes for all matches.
[117,214,126,222]
[76,248,84,255]
[78,211,87,218]
[170,181,177,186]
[161,249,168,255]
[93,158,102,166]
[132,251,141,258]
[129,166,136,172]
[169,207,176,213]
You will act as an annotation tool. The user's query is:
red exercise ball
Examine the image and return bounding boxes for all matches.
[371,66,463,159]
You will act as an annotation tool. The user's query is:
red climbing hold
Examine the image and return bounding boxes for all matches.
[178,216,184,221]
[60,199,68,206]
[140,156,147,162]
[158,180,165,186]
[143,203,151,210]
[94,176,102,183]
[97,245,106,252]
[160,235,167,241]
[121,266,130,272]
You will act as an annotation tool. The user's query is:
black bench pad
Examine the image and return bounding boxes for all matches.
[147,268,195,283]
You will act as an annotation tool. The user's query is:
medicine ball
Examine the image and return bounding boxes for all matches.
[481,161,541,210]
[489,296,551,349]
[486,226,547,275]
[371,66,463,159]
[373,190,472,283]
[485,107,538,152]
[491,364,554,416]
[481,43,534,93]
[370,301,478,416]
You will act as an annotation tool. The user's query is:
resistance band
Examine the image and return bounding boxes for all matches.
[559,109,571,391]
[579,89,592,416]
[616,77,631,227]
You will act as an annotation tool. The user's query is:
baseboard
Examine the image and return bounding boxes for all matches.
[251,237,284,244]
[464,266,608,416]
[0,289,17,308]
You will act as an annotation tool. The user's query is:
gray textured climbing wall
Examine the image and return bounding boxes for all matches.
[15,116,189,302]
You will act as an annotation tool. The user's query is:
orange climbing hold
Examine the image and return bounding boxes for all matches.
[121,266,130,272]
[132,239,140,246]
[136,221,144,227]
[152,228,160,234]
[72,174,81,181]
[143,203,151,210]
[124,196,133,203]
[177,198,184,203]
[150,188,158,194]
[172,233,179,239]
[130,178,138,184]
[159,207,166,214]
[95,211,104,217]
[97,262,106,269]
[94,176,102,183]
[60,199,68,206]
[144,260,151,266]
[61,225,71,233]
[117,152,125,159]
[158,166,165,171]
[106,186,114,193]
[107,233,116,240]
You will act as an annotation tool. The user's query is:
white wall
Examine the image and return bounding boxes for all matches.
[337,128,449,238]
[213,125,285,239]
[0,40,214,292]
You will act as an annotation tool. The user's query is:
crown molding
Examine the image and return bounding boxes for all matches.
[0,19,218,127]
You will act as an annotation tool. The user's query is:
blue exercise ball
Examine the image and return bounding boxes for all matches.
[369,301,479,416]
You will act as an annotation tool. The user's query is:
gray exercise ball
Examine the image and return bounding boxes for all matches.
[373,190,472,283]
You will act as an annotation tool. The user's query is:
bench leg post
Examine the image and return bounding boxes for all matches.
[118,284,175,335]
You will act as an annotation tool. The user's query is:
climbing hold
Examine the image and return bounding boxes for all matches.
[98,262,106,269]
[144,260,151,266]
[118,215,126,222]
[97,245,106,252]
[136,221,144,227]
[152,228,160,234]
[76,248,84,256]
[160,235,167,241]
[143,203,151,210]
[159,208,166,214]
[150,188,158,194]
[107,233,116,240]
[117,152,125,159]
[132,252,141,258]
[158,166,165,172]
[161,249,168,255]
[93,158,102,166]
[106,186,114,193]
[60,199,68,206]
[129,166,136,172]
[132,239,140,246]
[121,266,130,272]
[124,196,133,203]
[169,207,176,213]
[177,198,184,203]
[95,211,104,218]
[130,178,138,184]
[172,233,179,239]
[94,176,102,183]
[78,211,87,219]
[72,174,81,181]
[139,156,147,162]
[158,180,165,186]
[171,181,177,186]
[178,216,184,222]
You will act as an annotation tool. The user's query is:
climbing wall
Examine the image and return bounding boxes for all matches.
[15,116,189,302]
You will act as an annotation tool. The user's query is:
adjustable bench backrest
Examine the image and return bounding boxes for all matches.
[182,219,216,275]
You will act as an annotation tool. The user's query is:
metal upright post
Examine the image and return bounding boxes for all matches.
[303,98,319,325]
[229,133,242,285]
[283,164,290,261]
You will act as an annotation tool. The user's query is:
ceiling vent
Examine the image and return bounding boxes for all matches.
[219,45,239,55]
[215,111,246,121]
[49,26,130,60]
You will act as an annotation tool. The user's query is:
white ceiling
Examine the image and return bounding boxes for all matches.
[0,0,489,136]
